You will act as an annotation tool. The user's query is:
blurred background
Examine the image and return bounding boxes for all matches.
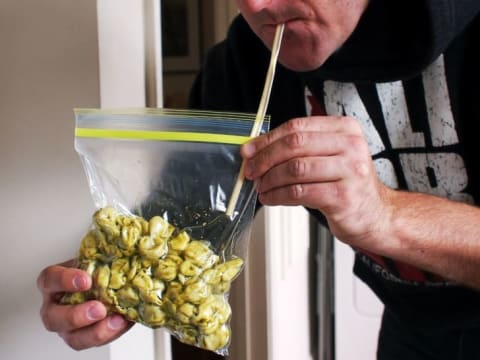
[0,0,104,359]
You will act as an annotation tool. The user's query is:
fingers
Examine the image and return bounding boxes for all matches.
[59,314,133,351]
[257,181,341,208]
[40,300,107,333]
[242,117,365,180]
[255,155,345,194]
[244,131,345,180]
[240,115,375,215]
[38,264,100,335]
[242,115,390,248]
[37,265,91,298]
[241,116,362,160]
[37,262,133,350]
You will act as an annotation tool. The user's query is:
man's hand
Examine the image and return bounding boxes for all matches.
[37,261,133,350]
[241,116,392,248]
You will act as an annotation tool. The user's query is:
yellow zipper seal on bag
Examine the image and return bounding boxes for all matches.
[74,108,270,145]
[75,128,251,145]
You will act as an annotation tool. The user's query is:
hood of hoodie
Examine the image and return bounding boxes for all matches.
[299,0,479,83]
[190,0,479,121]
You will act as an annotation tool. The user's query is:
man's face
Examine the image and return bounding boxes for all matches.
[235,0,370,71]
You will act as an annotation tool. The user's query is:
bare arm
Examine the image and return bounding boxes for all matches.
[241,116,480,289]
[374,188,480,288]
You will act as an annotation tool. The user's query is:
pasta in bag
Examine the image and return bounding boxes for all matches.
[62,108,270,355]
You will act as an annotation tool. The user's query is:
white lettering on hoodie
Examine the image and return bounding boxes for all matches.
[309,55,473,204]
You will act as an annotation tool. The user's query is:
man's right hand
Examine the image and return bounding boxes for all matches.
[37,261,132,350]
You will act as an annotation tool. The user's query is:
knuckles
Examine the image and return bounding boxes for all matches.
[36,268,49,292]
[342,116,363,134]
[288,184,305,200]
[61,332,85,351]
[285,117,307,133]
[40,305,55,332]
[285,131,306,150]
[61,325,107,351]
[64,306,85,330]
[344,134,368,154]
[287,158,307,179]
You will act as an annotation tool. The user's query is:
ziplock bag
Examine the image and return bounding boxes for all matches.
[62,108,270,355]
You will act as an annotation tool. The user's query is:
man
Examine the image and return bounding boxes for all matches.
[38,1,480,358]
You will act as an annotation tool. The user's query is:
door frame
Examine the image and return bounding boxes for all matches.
[96,1,169,359]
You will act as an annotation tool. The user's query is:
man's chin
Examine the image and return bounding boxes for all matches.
[279,56,325,73]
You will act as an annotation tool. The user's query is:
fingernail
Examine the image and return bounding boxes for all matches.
[107,315,126,330]
[242,142,256,158]
[73,275,87,290]
[87,305,104,321]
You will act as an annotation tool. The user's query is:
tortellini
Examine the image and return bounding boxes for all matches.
[62,206,244,353]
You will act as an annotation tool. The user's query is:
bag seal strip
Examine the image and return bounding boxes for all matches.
[74,107,267,121]
[75,128,251,145]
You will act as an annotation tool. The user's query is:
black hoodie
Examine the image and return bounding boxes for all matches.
[189,1,480,328]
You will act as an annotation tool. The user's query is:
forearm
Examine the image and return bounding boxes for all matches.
[371,189,480,289]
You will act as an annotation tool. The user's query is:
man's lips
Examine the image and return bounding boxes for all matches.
[265,17,300,26]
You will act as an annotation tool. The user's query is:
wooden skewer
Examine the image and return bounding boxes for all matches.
[225,23,285,217]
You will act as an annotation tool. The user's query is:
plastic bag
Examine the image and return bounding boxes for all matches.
[62,108,270,355]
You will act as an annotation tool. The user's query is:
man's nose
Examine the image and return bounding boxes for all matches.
[237,0,273,13]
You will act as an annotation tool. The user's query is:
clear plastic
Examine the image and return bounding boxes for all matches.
[62,108,270,355]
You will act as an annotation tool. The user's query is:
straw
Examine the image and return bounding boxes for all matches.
[225,23,285,217]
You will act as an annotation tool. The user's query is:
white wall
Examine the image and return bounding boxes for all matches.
[0,1,107,359]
